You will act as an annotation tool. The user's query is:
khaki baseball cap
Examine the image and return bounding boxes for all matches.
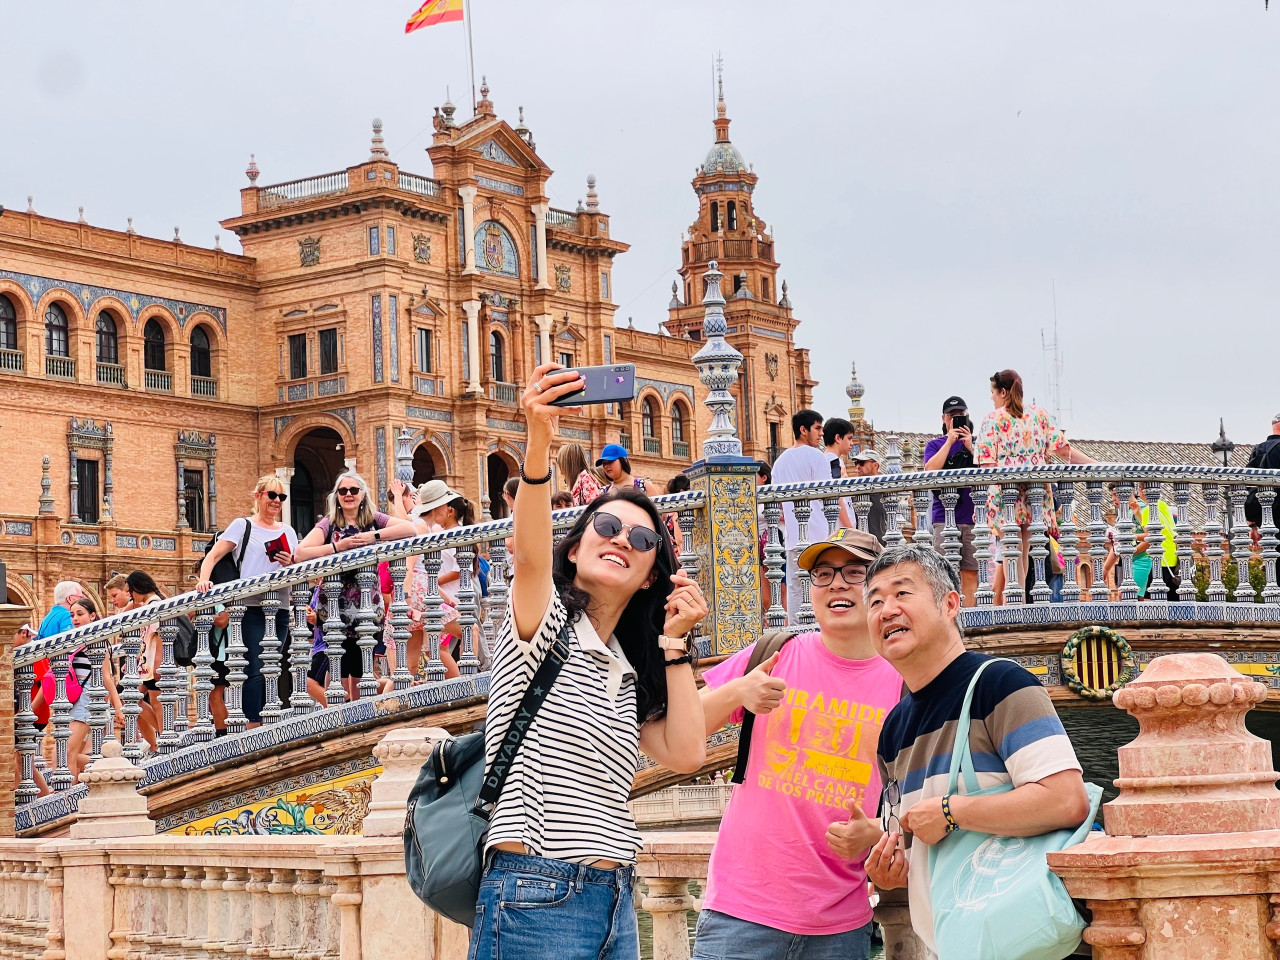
[797,527,883,570]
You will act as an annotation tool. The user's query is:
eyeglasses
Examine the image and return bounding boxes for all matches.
[592,512,660,552]
[336,487,363,497]
[264,491,288,502]
[809,563,867,587]
[881,779,901,835]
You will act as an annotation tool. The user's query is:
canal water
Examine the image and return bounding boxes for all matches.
[638,708,1280,958]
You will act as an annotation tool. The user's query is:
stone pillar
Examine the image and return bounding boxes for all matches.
[176,456,189,529]
[461,301,482,394]
[1048,653,1280,959]
[362,727,449,837]
[0,619,15,836]
[687,261,760,655]
[68,447,81,524]
[534,314,552,367]
[643,878,695,960]
[459,185,478,275]
[394,427,415,485]
[274,466,294,508]
[532,202,551,291]
[873,887,929,960]
[39,455,55,514]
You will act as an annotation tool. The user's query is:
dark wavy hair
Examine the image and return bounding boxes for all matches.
[126,570,161,597]
[552,486,684,723]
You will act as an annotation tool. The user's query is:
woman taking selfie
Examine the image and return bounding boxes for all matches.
[470,363,708,960]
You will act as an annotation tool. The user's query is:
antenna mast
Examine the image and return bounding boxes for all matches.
[1041,281,1067,425]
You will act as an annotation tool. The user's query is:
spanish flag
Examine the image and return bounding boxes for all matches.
[406,0,464,32]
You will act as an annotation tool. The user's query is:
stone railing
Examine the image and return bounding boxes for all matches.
[487,380,518,405]
[191,375,218,398]
[143,369,172,392]
[44,356,74,380]
[398,172,441,198]
[12,490,707,825]
[544,207,580,231]
[630,783,733,828]
[95,362,126,387]
[0,347,25,372]
[258,171,350,208]
[759,463,1280,631]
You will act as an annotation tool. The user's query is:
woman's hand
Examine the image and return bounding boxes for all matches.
[272,550,294,566]
[196,579,214,594]
[663,570,708,638]
[519,363,584,453]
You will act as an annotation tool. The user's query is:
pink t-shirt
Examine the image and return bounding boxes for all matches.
[701,633,903,935]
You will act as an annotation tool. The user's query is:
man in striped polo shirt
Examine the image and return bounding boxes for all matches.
[863,544,1090,957]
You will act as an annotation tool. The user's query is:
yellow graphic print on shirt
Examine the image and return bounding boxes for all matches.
[754,686,888,810]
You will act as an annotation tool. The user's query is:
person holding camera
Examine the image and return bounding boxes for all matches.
[469,362,708,960]
[923,396,978,604]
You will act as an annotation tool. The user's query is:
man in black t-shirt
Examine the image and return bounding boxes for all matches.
[1245,413,1280,533]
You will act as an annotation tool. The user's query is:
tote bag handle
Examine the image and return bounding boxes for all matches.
[945,658,1019,797]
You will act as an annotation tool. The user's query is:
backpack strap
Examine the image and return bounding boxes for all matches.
[728,629,795,785]
[472,622,572,822]
[233,517,254,577]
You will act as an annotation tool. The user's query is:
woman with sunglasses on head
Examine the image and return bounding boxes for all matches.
[469,363,709,960]
[294,473,417,700]
[196,476,299,725]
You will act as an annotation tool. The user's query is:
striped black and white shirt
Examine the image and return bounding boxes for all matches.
[483,591,642,865]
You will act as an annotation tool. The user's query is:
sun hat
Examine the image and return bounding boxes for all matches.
[595,443,629,466]
[411,480,463,517]
[851,449,883,466]
[797,527,883,571]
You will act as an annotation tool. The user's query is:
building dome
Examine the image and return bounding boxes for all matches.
[703,141,747,175]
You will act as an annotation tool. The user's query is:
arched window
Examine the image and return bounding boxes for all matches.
[0,294,16,352]
[710,201,720,233]
[95,312,119,365]
[671,402,687,443]
[727,200,738,231]
[642,397,657,438]
[490,330,505,382]
[143,319,166,371]
[190,325,212,378]
[45,303,69,357]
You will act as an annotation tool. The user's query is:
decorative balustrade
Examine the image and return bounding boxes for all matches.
[643,436,661,455]
[630,783,733,827]
[673,440,690,460]
[487,380,518,405]
[191,375,218,398]
[257,171,350,208]
[12,490,707,821]
[144,369,172,392]
[95,362,126,386]
[544,207,580,230]
[397,172,441,197]
[0,347,24,372]
[756,463,1280,631]
[44,355,75,380]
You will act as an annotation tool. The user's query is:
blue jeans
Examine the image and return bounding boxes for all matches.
[692,909,873,960]
[468,852,638,960]
[240,606,291,723]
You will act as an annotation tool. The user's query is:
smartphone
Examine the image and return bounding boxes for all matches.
[549,363,637,407]
[952,415,972,433]
[830,458,843,480]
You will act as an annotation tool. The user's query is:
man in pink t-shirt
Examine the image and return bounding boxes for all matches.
[695,528,900,960]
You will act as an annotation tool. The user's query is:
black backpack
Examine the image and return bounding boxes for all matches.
[207,519,254,585]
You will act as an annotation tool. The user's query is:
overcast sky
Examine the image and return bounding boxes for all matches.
[3,2,1277,446]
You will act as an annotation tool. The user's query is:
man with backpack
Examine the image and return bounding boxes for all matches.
[693,528,903,960]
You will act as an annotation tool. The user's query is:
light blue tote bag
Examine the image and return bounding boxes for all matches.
[928,659,1103,960]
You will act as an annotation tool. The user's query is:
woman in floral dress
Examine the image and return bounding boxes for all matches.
[976,369,1095,603]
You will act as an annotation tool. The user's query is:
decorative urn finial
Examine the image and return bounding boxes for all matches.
[369,118,389,160]
[586,175,599,209]
[846,361,866,421]
[691,261,744,459]
[245,154,259,185]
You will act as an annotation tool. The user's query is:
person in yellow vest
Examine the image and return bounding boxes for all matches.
[1131,484,1180,599]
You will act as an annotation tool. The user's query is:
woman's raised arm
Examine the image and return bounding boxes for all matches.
[511,364,584,642]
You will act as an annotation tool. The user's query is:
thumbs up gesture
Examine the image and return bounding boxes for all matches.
[826,797,884,860]
[738,650,786,714]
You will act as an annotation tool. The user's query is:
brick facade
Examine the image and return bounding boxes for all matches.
[0,84,811,616]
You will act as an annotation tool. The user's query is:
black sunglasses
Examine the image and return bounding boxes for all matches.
[881,779,902,834]
[336,486,362,497]
[265,490,288,503]
[592,512,660,552]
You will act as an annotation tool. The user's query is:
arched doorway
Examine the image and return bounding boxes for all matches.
[412,444,437,486]
[487,452,513,519]
[292,427,345,536]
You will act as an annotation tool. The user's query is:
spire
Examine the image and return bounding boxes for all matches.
[369,118,388,160]
[714,56,731,144]
[514,106,534,150]
[846,361,866,422]
[585,175,599,210]
[691,261,745,459]
[245,154,259,184]
[670,280,682,308]
[477,76,494,116]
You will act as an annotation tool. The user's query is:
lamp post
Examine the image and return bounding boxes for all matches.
[1212,418,1236,534]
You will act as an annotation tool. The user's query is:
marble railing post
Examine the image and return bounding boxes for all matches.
[1048,653,1280,959]
[872,887,929,960]
[635,833,713,960]
[363,727,450,837]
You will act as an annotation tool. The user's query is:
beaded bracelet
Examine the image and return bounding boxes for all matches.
[941,794,960,833]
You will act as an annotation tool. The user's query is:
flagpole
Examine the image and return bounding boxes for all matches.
[464,0,477,113]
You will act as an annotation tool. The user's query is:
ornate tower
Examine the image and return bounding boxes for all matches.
[665,65,813,465]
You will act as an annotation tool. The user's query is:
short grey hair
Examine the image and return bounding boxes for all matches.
[864,544,964,636]
[53,580,82,606]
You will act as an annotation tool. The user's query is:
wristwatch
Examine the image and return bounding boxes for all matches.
[658,634,688,652]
